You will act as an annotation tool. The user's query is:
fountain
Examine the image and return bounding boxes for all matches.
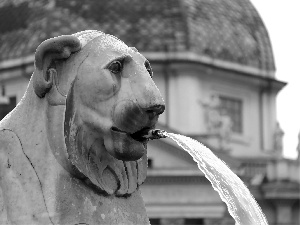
[0,30,268,224]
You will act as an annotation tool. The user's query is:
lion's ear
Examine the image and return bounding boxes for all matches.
[33,35,81,98]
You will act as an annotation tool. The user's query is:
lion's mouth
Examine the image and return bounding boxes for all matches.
[111,126,152,143]
[108,126,154,161]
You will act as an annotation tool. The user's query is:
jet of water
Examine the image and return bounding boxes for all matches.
[162,132,268,225]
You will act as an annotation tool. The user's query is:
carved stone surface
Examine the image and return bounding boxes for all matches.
[0,30,165,224]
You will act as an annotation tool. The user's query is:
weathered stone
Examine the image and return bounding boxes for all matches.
[0,30,165,224]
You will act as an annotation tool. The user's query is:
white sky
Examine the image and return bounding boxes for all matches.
[251,0,300,159]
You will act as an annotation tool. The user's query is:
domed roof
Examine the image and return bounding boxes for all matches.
[0,0,275,74]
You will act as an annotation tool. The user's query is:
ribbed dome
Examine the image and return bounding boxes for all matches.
[0,0,275,73]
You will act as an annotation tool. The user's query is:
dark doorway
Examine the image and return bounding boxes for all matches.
[185,218,204,225]
[149,218,160,225]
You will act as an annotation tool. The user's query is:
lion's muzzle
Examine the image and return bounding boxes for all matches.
[107,98,165,161]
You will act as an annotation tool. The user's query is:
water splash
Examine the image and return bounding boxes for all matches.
[163,132,268,225]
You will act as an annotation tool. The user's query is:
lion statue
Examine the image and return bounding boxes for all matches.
[0,30,165,225]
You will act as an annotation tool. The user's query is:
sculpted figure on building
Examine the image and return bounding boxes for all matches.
[273,121,284,158]
[201,95,232,151]
[0,30,165,224]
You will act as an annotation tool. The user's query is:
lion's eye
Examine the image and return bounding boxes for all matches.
[108,60,123,74]
[145,61,153,78]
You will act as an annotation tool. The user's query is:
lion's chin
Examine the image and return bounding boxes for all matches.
[104,128,147,161]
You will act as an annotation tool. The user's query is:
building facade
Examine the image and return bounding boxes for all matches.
[0,0,299,224]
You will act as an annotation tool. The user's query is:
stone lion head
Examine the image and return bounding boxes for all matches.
[33,30,165,196]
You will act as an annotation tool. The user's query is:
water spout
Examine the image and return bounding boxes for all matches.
[143,129,167,140]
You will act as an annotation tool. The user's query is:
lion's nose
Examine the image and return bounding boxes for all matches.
[146,104,165,119]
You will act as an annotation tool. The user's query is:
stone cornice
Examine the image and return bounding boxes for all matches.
[0,52,286,93]
[143,52,275,78]
[0,51,274,77]
[144,173,209,185]
[262,181,300,200]
[147,169,203,177]
[0,54,34,70]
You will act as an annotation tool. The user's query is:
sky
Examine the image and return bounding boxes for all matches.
[250,0,300,159]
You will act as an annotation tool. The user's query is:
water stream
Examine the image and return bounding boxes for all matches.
[163,132,268,225]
